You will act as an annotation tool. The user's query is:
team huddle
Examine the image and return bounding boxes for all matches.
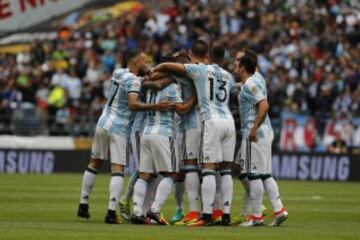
[77,40,288,227]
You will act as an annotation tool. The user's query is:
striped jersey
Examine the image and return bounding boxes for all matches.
[239,72,273,139]
[98,68,141,136]
[172,74,201,132]
[143,83,183,137]
[184,63,235,121]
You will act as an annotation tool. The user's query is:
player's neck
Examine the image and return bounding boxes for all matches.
[242,72,253,84]
[191,57,205,64]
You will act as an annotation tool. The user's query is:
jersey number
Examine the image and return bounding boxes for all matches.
[108,82,120,106]
[208,77,227,102]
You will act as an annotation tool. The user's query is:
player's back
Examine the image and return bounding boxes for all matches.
[98,68,141,136]
[143,83,182,136]
[185,63,235,121]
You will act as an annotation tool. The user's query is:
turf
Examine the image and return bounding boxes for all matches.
[0,174,359,240]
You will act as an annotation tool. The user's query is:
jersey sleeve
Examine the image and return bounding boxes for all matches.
[128,77,142,94]
[242,81,266,105]
[184,64,201,80]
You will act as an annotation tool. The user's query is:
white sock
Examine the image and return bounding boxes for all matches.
[220,169,233,214]
[108,172,124,211]
[80,166,98,204]
[143,175,162,214]
[201,169,216,215]
[263,177,283,212]
[185,169,200,212]
[175,180,185,211]
[214,171,223,210]
[151,177,174,213]
[133,178,148,216]
[249,178,264,217]
[123,172,139,201]
[240,176,251,216]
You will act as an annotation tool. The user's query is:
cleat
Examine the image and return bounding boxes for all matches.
[269,208,288,227]
[175,211,200,225]
[131,214,149,225]
[261,204,268,216]
[221,214,231,226]
[77,203,90,219]
[231,215,248,225]
[170,209,185,224]
[238,215,264,227]
[119,199,131,221]
[212,209,223,225]
[105,210,121,224]
[188,213,213,227]
[147,210,169,225]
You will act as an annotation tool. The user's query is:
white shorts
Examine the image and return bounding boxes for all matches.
[183,128,201,160]
[201,118,236,164]
[91,125,129,165]
[139,134,178,173]
[237,133,274,175]
[130,131,141,170]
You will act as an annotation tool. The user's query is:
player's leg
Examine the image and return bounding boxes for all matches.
[213,170,223,225]
[262,133,288,226]
[239,140,265,227]
[170,132,185,223]
[104,133,128,224]
[218,118,236,226]
[119,131,141,221]
[131,134,155,224]
[78,125,107,219]
[189,120,220,226]
[179,129,201,224]
[148,135,177,225]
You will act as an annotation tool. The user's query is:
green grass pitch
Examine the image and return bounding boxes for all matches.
[0,174,360,240]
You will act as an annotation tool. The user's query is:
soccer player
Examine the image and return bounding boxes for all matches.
[77,49,174,224]
[170,52,202,224]
[131,76,197,225]
[152,40,236,226]
[233,52,288,227]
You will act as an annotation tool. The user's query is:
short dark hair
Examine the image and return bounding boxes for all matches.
[191,39,208,58]
[239,55,256,74]
[210,46,225,64]
[160,53,174,63]
[173,51,190,64]
[125,49,142,66]
[241,48,257,66]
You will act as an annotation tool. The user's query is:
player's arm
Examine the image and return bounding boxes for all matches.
[150,71,170,80]
[249,99,269,142]
[152,63,186,75]
[128,93,174,112]
[175,92,197,115]
[142,76,174,91]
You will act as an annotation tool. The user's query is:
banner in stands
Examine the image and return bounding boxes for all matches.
[0,0,93,32]
[0,149,359,182]
[279,111,360,152]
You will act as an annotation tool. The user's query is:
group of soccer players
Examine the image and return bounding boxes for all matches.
[77,39,288,227]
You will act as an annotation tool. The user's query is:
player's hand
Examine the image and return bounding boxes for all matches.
[249,127,258,142]
[155,100,175,111]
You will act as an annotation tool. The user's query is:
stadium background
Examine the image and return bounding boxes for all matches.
[0,0,359,239]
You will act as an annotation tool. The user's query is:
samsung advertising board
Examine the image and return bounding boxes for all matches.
[0,149,359,181]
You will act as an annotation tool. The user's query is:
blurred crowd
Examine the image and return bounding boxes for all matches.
[0,0,359,139]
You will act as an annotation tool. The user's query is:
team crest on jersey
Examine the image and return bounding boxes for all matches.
[251,85,258,94]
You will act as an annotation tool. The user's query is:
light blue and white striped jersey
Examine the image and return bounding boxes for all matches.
[184,63,235,121]
[98,68,141,136]
[239,72,273,139]
[131,111,146,133]
[143,83,183,137]
[172,74,201,131]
